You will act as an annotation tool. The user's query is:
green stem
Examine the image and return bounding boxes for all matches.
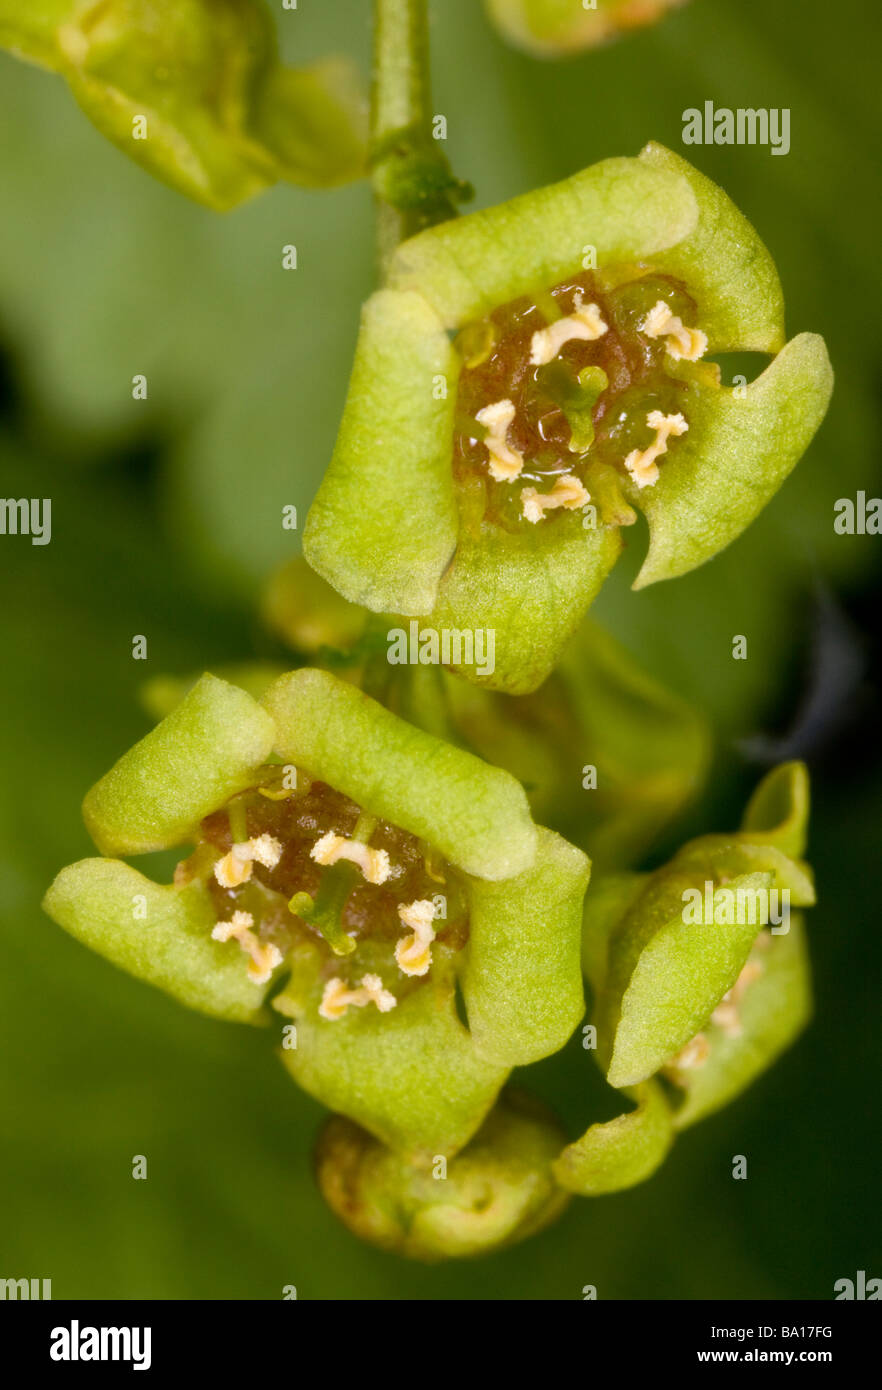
[372,0,431,148]
[371,0,470,273]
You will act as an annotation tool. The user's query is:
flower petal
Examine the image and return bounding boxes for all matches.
[427,520,622,694]
[274,944,507,1159]
[637,142,785,352]
[386,154,699,328]
[739,760,810,859]
[552,1080,674,1195]
[83,674,275,855]
[600,870,774,1088]
[43,858,269,1023]
[461,828,590,1066]
[303,289,460,615]
[634,333,833,588]
[261,668,538,880]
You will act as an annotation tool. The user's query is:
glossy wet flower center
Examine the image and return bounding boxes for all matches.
[454,267,707,530]
[184,769,467,1010]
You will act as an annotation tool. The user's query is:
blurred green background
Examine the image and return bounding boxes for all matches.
[1,0,880,1299]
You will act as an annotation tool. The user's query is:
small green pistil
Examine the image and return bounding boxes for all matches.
[538,361,609,453]
[289,863,359,957]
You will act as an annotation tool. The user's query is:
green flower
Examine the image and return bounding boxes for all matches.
[259,558,710,868]
[315,1090,569,1261]
[44,668,589,1158]
[485,0,690,57]
[304,143,832,693]
[0,0,365,208]
[584,762,814,1126]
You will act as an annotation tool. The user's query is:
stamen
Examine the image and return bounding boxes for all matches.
[310,831,391,885]
[213,834,282,888]
[711,959,764,1037]
[640,300,708,362]
[211,910,282,985]
[530,293,607,366]
[319,973,398,1021]
[623,410,688,489]
[669,1031,710,1072]
[521,474,590,523]
[395,899,437,977]
[475,399,524,481]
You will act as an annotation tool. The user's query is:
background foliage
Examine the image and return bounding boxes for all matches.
[1,0,880,1298]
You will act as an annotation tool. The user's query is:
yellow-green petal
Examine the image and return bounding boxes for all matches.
[461,828,590,1066]
[427,520,623,694]
[83,674,275,855]
[601,871,774,1088]
[739,761,810,859]
[637,142,785,352]
[261,668,538,880]
[552,1080,674,1195]
[43,859,268,1023]
[387,154,698,328]
[274,944,507,1160]
[634,333,833,589]
[304,289,459,615]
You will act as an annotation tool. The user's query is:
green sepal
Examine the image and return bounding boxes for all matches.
[637,143,784,353]
[461,828,590,1066]
[303,289,460,616]
[261,668,538,880]
[671,916,812,1128]
[739,760,810,859]
[83,674,276,856]
[386,153,699,328]
[634,333,833,588]
[426,519,623,694]
[552,1080,674,1195]
[42,858,269,1023]
[315,1090,569,1260]
[599,870,775,1088]
[274,942,508,1160]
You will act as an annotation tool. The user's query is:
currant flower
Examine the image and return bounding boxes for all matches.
[304,143,832,693]
[0,0,365,208]
[560,762,815,1198]
[44,669,590,1159]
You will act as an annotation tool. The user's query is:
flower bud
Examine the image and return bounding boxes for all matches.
[485,0,689,58]
[315,1091,569,1260]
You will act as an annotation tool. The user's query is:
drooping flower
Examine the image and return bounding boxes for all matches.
[304,143,833,693]
[44,669,590,1158]
[560,762,815,1193]
[0,0,365,208]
